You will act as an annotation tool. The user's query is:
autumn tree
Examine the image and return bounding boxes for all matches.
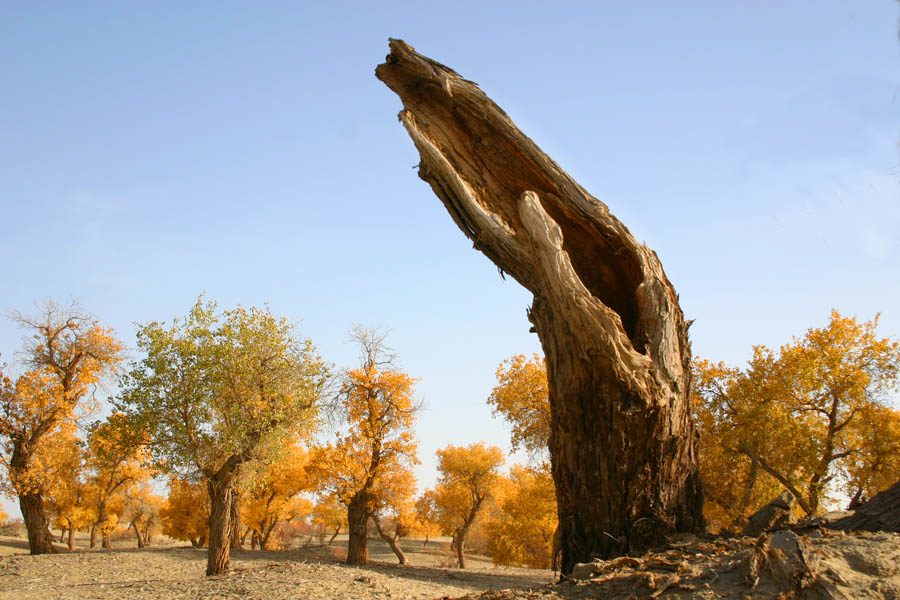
[115,298,330,575]
[121,485,164,548]
[0,301,123,554]
[242,440,317,550]
[431,442,504,568]
[485,464,557,568]
[41,426,92,550]
[84,413,149,548]
[413,492,441,546]
[694,311,900,526]
[488,354,550,460]
[377,41,703,573]
[840,402,900,508]
[161,478,209,547]
[314,327,419,566]
[311,495,347,545]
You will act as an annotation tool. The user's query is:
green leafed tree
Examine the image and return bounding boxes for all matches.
[115,297,330,575]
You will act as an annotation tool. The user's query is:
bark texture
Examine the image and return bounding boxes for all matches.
[346,494,370,566]
[229,491,243,549]
[206,476,235,576]
[19,493,56,555]
[829,479,900,533]
[376,39,703,574]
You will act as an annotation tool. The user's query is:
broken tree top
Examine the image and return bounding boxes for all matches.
[377,38,702,573]
[375,38,689,391]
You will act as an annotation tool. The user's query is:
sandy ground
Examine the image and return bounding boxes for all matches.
[1,529,898,599]
[0,534,554,600]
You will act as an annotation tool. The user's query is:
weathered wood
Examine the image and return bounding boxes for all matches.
[829,478,900,533]
[345,493,370,565]
[376,39,703,574]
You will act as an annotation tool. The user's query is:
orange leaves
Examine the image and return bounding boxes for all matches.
[316,329,420,515]
[484,464,557,568]
[487,354,550,458]
[431,442,505,532]
[161,478,210,546]
[0,302,123,547]
[694,310,900,526]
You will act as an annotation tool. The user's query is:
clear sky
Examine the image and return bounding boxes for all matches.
[1,2,898,519]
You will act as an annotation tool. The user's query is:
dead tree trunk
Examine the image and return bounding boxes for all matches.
[830,479,900,533]
[376,39,704,575]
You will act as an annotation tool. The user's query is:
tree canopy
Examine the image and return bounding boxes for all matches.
[115,297,330,575]
[694,310,900,529]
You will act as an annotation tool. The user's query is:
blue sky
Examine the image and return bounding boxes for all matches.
[1,2,898,519]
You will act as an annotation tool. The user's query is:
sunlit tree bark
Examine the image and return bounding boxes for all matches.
[377,40,703,574]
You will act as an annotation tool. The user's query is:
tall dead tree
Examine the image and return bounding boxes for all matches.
[376,39,703,574]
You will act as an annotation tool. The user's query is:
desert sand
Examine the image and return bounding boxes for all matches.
[0,534,552,600]
[2,529,899,599]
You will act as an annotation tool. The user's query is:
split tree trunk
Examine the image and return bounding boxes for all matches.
[19,492,56,555]
[131,521,146,548]
[372,514,409,565]
[346,494,370,565]
[376,39,703,575]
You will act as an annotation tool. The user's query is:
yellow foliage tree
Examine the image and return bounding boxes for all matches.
[487,354,550,459]
[314,327,419,566]
[161,478,209,547]
[694,310,900,528]
[84,413,150,548]
[121,484,164,548]
[0,301,123,554]
[311,495,347,545]
[412,492,442,546]
[484,464,557,568]
[41,425,93,550]
[242,441,317,550]
[431,442,505,568]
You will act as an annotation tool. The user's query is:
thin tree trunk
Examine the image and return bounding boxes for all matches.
[19,492,56,555]
[90,523,98,548]
[229,490,242,549]
[376,40,704,575]
[346,494,370,565]
[66,518,75,551]
[131,521,145,548]
[251,530,260,550]
[59,527,66,543]
[206,476,234,576]
[101,530,112,549]
[261,519,278,549]
[328,527,340,545]
[454,528,467,569]
[372,514,408,565]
